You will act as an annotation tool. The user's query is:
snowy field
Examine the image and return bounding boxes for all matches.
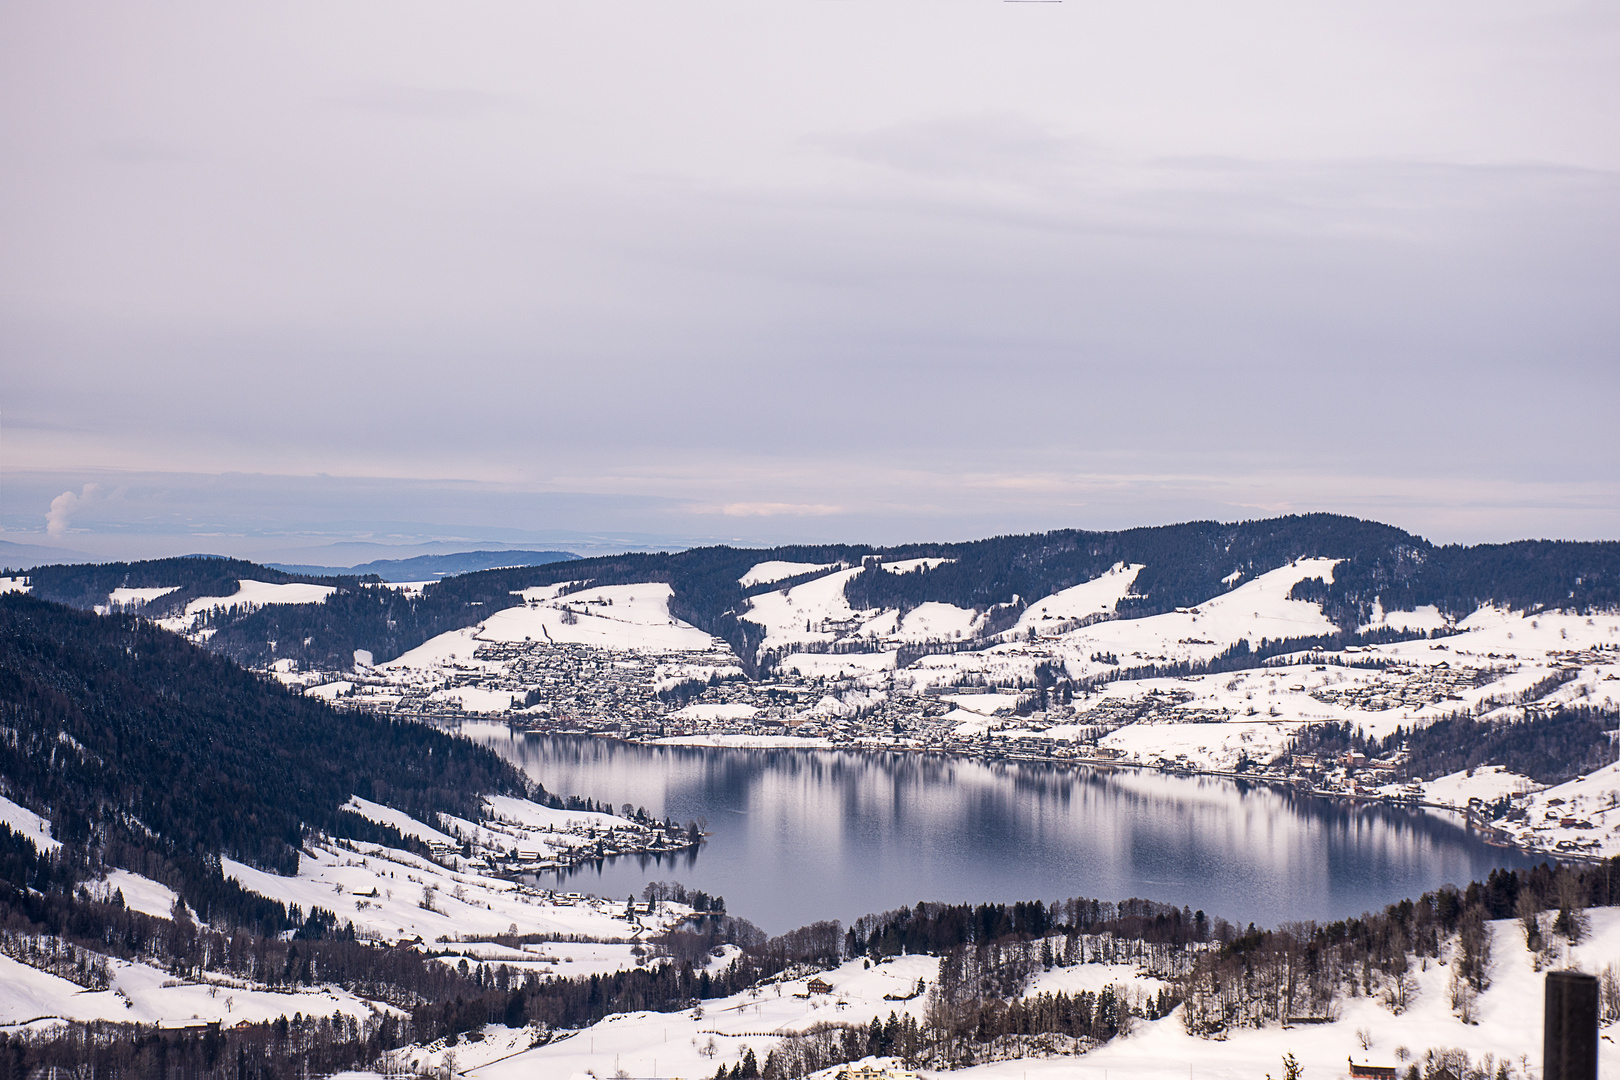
[390,909,1620,1080]
[740,561,841,588]
[0,793,61,853]
[0,794,692,1032]
[96,585,181,612]
[0,951,388,1030]
[152,580,338,636]
[944,913,1620,1080]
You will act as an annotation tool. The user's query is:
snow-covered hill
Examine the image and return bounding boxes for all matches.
[0,791,697,1030]
[382,909,1620,1080]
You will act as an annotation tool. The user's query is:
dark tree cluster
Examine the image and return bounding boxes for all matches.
[847,896,1208,964]
[1293,708,1620,786]
[16,556,364,616]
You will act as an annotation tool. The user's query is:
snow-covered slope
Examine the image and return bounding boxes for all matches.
[99,868,182,921]
[179,580,336,617]
[371,583,735,714]
[99,585,180,612]
[437,909,1620,1080]
[0,793,60,853]
[898,558,1343,694]
[150,579,339,639]
[739,560,840,588]
[1050,558,1342,673]
[0,952,386,1028]
[344,796,459,847]
[741,558,974,656]
[1013,562,1144,637]
[389,584,719,671]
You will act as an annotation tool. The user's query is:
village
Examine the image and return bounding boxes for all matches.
[248,564,1620,871]
[271,626,1607,868]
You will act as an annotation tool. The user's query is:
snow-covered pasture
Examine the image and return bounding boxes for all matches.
[951,911,1620,1080]
[0,951,386,1030]
[478,583,721,653]
[740,561,841,588]
[741,559,973,657]
[216,792,668,945]
[0,793,60,853]
[97,585,181,612]
[443,911,1620,1080]
[174,580,336,620]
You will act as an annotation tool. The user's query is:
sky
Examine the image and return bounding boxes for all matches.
[2,1,1617,564]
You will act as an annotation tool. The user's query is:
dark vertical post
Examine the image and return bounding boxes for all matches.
[1545,971,1599,1080]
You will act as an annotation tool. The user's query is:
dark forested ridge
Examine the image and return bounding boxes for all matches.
[0,593,539,930]
[10,514,1620,673]
[17,556,366,615]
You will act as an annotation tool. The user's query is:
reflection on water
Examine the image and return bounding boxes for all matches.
[457,724,1539,934]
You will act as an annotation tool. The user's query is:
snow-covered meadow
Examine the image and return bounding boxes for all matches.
[0,793,698,1032]
[383,909,1620,1080]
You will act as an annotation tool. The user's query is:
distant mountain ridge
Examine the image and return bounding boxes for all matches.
[0,538,93,569]
[9,514,1620,673]
[267,548,580,581]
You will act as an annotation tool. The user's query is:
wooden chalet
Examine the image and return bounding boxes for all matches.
[1349,1061,1399,1080]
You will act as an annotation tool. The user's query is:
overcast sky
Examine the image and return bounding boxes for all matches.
[3,1,1617,561]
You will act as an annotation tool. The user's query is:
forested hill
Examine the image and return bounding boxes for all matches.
[17,555,365,612]
[10,514,1620,673]
[0,593,537,929]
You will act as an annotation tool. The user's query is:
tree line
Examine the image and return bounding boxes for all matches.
[1293,707,1620,786]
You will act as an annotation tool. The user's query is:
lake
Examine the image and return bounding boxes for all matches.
[458,724,1540,935]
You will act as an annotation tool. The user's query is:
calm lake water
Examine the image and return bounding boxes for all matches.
[458,724,1540,935]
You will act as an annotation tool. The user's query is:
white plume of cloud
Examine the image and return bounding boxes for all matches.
[46,484,102,538]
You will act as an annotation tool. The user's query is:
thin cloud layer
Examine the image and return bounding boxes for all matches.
[1,0,1616,556]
